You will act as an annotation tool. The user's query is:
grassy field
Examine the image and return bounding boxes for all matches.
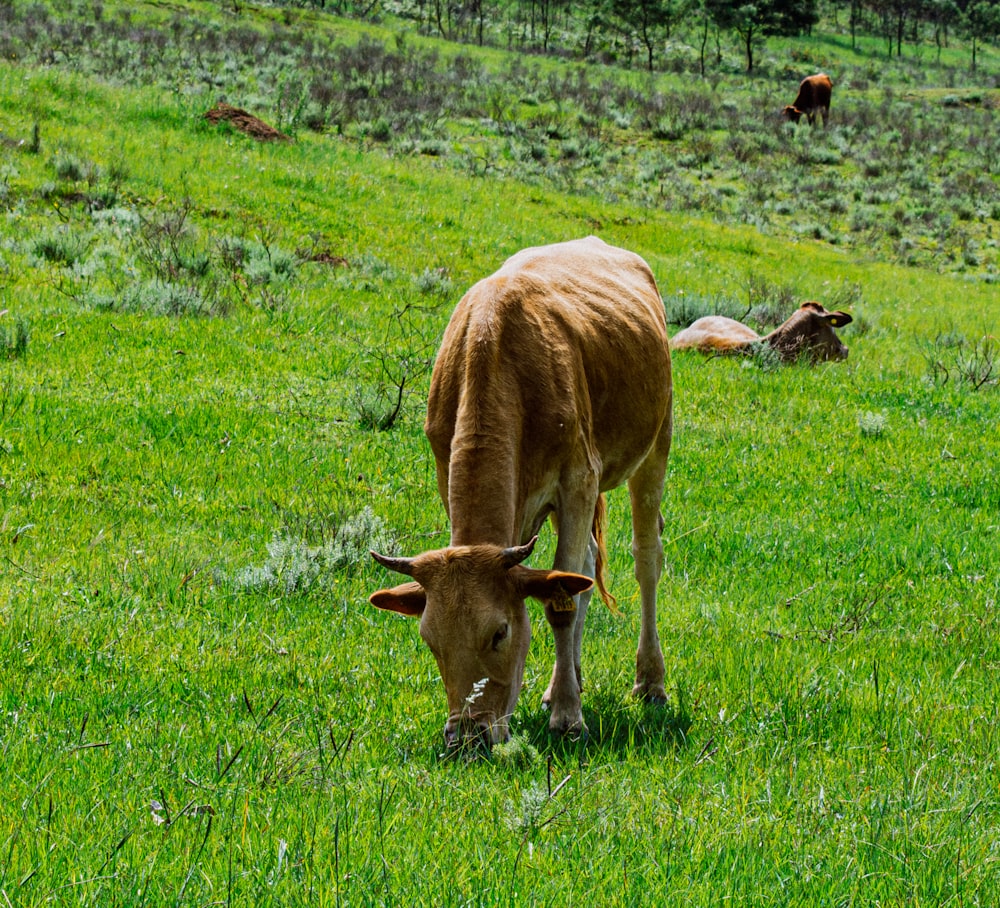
[1,2,999,905]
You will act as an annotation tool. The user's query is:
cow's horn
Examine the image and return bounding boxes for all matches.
[501,536,538,568]
[370,550,416,577]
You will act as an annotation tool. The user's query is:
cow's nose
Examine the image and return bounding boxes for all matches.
[444,717,492,752]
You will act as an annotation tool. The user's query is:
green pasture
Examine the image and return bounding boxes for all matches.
[1,4,999,905]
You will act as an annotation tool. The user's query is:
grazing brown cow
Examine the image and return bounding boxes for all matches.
[782,73,833,126]
[369,237,673,748]
[670,302,853,362]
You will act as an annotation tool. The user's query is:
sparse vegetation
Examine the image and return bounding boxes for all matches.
[0,1,997,274]
[923,331,999,389]
[350,301,442,430]
[662,289,747,326]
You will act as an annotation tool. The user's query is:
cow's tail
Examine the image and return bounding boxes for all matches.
[592,494,620,615]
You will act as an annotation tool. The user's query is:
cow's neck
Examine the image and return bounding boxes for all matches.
[432,304,530,548]
[762,325,806,359]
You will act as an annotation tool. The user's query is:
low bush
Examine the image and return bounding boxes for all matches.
[662,290,744,327]
[230,507,397,594]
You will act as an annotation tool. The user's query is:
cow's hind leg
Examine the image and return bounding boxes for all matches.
[628,445,669,702]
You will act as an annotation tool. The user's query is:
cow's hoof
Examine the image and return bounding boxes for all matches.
[549,712,587,741]
[632,682,668,703]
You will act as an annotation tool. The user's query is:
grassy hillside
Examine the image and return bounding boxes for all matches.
[2,0,999,276]
[0,3,998,905]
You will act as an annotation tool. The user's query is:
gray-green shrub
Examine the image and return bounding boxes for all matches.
[231,508,397,594]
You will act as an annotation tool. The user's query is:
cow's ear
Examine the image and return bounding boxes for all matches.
[514,567,594,603]
[370,582,426,617]
[826,311,852,327]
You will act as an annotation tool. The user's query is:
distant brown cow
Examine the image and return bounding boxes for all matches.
[782,73,833,126]
[670,302,853,362]
[369,237,673,749]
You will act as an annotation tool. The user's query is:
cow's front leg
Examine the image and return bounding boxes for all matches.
[541,494,597,737]
[542,602,586,737]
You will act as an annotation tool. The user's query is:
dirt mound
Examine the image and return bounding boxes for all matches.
[303,250,349,267]
[204,104,290,142]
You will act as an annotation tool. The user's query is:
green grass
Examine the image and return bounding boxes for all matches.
[1,7,999,906]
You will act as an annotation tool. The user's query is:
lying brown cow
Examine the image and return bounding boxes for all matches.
[670,301,853,362]
[370,237,673,748]
[782,73,833,126]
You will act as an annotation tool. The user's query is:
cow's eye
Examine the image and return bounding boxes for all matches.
[491,623,509,651]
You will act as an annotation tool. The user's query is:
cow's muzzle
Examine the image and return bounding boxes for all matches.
[444,715,507,753]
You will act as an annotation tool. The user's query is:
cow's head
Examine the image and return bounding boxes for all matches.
[782,105,804,122]
[369,537,593,750]
[769,302,853,362]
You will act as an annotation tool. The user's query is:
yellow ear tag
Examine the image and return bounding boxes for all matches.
[546,587,577,613]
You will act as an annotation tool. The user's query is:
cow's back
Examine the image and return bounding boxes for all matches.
[670,316,761,354]
[426,237,671,538]
[793,74,832,115]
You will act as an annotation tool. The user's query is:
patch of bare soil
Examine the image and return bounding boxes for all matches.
[204,104,291,142]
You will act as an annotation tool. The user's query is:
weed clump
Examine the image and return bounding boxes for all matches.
[30,228,89,267]
[503,782,550,835]
[218,235,298,311]
[92,206,141,236]
[492,734,541,770]
[742,272,799,328]
[231,507,397,595]
[27,196,300,317]
[744,342,783,372]
[413,266,453,297]
[858,410,888,439]
[52,153,98,184]
[922,333,998,390]
[86,281,216,318]
[0,316,29,359]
